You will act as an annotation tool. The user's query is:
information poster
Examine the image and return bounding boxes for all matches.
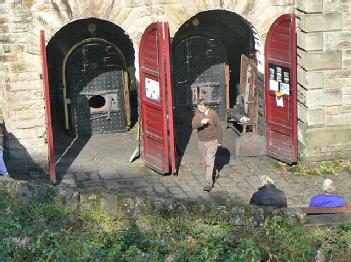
[281,71,290,95]
[269,67,279,91]
[276,96,284,107]
[268,63,291,96]
[145,77,160,101]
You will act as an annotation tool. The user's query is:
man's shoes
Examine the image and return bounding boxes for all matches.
[203,184,212,192]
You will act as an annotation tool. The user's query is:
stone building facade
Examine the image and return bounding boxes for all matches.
[0,0,350,174]
[297,0,351,161]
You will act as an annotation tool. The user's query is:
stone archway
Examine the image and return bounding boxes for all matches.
[0,0,296,175]
[170,9,267,162]
[46,18,135,130]
[173,10,259,109]
[165,1,291,45]
[43,18,136,174]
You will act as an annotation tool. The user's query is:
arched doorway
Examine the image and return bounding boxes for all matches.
[64,39,128,135]
[173,10,257,114]
[46,18,136,177]
[172,33,227,125]
[172,10,263,161]
[136,13,297,175]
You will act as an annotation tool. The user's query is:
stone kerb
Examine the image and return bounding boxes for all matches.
[0,178,305,227]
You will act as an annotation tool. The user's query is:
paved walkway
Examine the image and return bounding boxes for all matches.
[53,128,351,207]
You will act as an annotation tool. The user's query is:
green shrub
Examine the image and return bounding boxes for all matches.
[1,190,350,261]
[312,225,351,261]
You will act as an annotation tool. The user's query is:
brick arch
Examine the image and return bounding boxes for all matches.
[29,3,141,101]
[30,1,165,47]
[167,0,292,42]
[29,0,291,51]
[169,1,293,139]
[165,4,267,73]
[30,5,129,43]
[166,1,294,72]
[46,17,135,67]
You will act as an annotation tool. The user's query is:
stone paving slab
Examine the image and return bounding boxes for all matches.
[52,130,351,207]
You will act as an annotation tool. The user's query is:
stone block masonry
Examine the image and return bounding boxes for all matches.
[296,0,323,13]
[299,13,342,32]
[0,3,48,174]
[297,49,342,70]
[297,1,351,161]
[0,0,350,175]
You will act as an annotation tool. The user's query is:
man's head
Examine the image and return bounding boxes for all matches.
[323,179,335,194]
[197,99,209,113]
[259,175,275,189]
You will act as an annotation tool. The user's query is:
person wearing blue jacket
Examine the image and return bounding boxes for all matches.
[0,145,8,176]
[309,179,346,208]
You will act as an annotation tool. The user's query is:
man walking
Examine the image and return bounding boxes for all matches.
[192,99,223,192]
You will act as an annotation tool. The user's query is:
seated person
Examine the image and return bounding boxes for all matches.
[0,145,8,176]
[309,179,346,208]
[250,175,287,208]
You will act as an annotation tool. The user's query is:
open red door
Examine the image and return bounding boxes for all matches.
[40,31,56,184]
[265,14,297,164]
[139,22,176,174]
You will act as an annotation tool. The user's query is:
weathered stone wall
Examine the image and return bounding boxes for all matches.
[0,0,296,174]
[0,1,47,173]
[0,178,305,226]
[297,0,351,161]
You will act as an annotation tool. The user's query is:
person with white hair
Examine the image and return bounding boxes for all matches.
[309,179,346,208]
[249,175,287,208]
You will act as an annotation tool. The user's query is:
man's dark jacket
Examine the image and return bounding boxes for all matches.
[249,184,287,208]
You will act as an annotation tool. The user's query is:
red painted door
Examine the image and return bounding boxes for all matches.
[40,31,57,183]
[139,22,176,174]
[265,14,297,164]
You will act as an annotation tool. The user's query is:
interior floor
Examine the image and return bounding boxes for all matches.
[53,120,242,184]
[54,128,138,181]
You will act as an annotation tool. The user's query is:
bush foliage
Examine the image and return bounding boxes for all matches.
[0,191,350,261]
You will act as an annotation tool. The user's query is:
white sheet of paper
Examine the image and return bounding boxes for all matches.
[280,83,290,96]
[276,96,284,107]
[145,77,160,101]
[269,79,279,91]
